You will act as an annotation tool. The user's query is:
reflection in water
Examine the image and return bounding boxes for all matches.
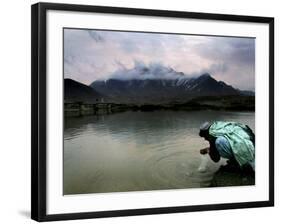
[64,110,254,195]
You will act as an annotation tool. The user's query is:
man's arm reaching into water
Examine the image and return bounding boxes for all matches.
[199,143,221,162]
[200,147,209,155]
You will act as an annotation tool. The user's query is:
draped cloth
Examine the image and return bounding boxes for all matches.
[209,121,255,167]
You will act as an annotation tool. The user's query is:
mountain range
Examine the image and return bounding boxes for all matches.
[90,73,253,104]
[65,64,254,104]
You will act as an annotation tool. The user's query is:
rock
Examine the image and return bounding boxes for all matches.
[210,161,255,187]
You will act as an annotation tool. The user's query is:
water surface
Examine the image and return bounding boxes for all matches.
[64,110,254,195]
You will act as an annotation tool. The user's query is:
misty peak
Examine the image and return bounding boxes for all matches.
[200,73,211,78]
[108,61,186,80]
[195,73,216,82]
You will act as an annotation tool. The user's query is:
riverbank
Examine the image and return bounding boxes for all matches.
[210,162,255,187]
[64,95,255,117]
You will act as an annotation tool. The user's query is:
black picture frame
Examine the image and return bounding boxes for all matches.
[31,2,274,222]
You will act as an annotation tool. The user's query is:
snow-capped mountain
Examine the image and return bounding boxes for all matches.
[90,64,244,104]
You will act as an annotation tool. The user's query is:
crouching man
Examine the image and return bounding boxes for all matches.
[199,121,255,173]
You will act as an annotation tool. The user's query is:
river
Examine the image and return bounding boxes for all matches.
[63,110,255,195]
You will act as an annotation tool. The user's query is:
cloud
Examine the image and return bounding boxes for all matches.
[87,30,105,42]
[208,62,228,74]
[108,60,186,80]
[64,29,255,91]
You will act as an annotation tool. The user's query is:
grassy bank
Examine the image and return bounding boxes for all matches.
[64,95,255,117]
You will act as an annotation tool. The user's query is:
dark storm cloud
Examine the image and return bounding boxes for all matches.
[195,37,255,64]
[64,29,255,91]
[190,36,255,90]
[229,39,255,64]
[87,30,105,42]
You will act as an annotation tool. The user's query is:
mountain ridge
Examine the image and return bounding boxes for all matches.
[89,73,253,104]
[64,78,102,103]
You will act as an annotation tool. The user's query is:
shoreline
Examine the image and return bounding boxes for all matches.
[64,95,255,117]
[210,161,255,187]
[64,102,255,117]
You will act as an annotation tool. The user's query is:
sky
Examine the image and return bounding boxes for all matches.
[64,29,255,91]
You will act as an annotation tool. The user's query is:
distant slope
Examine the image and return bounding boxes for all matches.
[64,78,102,103]
[239,90,255,96]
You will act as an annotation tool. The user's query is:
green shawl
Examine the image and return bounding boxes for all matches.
[209,121,255,166]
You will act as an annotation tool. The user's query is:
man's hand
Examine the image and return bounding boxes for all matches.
[200,147,209,155]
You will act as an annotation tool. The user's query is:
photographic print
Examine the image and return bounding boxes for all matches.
[32,3,274,221]
[63,28,255,195]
